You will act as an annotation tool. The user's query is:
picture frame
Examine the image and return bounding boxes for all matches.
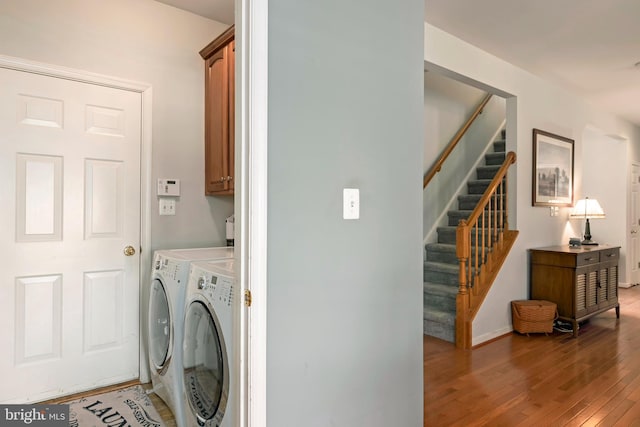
[532,129,574,207]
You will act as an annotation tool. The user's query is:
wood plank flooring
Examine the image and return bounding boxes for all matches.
[45,286,640,426]
[425,285,640,426]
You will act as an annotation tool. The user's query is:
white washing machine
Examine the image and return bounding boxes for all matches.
[148,247,234,427]
[183,259,236,427]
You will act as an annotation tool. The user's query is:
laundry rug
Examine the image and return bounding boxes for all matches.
[67,385,166,427]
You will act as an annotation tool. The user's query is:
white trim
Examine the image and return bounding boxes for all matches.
[0,55,153,383]
[237,0,268,425]
[138,86,153,383]
[627,161,640,288]
[0,55,150,92]
[472,326,512,346]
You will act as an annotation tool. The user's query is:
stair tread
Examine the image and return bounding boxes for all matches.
[425,243,456,252]
[424,282,458,294]
[424,261,459,273]
[423,308,455,323]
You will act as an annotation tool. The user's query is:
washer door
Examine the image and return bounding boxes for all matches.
[149,278,172,372]
[183,300,228,425]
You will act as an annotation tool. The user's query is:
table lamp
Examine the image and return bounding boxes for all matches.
[569,197,605,245]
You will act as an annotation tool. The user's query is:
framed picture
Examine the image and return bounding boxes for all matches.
[532,129,574,207]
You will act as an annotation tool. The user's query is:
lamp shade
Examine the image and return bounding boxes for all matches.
[570,197,605,219]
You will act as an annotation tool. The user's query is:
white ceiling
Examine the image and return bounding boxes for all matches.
[154,0,234,25]
[155,0,640,127]
[424,0,640,127]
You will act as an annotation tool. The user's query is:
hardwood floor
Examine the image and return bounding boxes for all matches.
[425,285,640,426]
[45,286,640,426]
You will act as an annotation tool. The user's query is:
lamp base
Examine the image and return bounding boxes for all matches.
[581,239,599,246]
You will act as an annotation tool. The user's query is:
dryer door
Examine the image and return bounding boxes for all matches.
[183,300,228,425]
[149,278,172,372]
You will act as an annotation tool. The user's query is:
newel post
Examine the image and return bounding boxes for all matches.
[456,220,472,349]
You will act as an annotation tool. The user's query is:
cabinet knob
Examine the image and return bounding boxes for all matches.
[220,177,226,182]
[227,176,233,181]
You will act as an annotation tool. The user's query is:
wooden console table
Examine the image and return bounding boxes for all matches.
[529,244,620,337]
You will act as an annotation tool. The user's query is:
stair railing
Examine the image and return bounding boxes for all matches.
[455,151,519,349]
[423,94,493,189]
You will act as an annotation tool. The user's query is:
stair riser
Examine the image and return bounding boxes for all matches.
[423,318,454,343]
[493,140,505,152]
[426,250,457,264]
[448,212,468,226]
[448,211,505,227]
[424,292,456,312]
[476,167,500,180]
[437,228,497,245]
[458,196,481,210]
[425,248,487,264]
[485,153,506,166]
[468,181,507,195]
[423,269,458,286]
[468,181,489,194]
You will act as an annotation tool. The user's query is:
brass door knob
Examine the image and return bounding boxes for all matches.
[124,245,136,256]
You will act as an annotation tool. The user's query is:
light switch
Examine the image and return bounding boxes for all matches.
[343,188,359,220]
[159,198,176,215]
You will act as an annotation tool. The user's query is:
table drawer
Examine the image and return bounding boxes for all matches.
[600,247,619,263]
[576,251,600,266]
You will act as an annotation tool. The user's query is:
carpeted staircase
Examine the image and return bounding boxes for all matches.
[423,131,506,342]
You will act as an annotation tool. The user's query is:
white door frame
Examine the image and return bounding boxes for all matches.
[628,161,640,287]
[0,54,154,383]
[237,0,268,425]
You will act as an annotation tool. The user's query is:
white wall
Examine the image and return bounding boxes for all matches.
[424,22,640,344]
[266,0,424,425]
[423,71,506,242]
[580,128,628,281]
[0,0,233,252]
[0,0,232,382]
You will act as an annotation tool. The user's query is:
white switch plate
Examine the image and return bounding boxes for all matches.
[159,198,176,215]
[343,188,359,219]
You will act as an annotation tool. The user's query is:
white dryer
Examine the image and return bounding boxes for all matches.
[183,259,236,427]
[148,247,233,427]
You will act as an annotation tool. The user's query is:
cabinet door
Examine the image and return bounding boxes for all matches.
[227,40,235,193]
[597,261,619,309]
[575,264,598,319]
[204,45,231,195]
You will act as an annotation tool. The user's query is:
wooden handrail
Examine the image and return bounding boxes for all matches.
[423,94,493,189]
[455,151,519,349]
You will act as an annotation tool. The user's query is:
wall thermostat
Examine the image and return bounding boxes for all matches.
[157,179,180,196]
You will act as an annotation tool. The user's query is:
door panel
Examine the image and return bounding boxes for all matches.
[0,67,142,403]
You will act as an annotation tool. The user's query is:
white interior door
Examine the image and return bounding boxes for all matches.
[629,163,640,286]
[0,67,142,403]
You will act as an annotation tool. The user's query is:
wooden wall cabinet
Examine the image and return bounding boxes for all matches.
[529,245,620,337]
[200,26,234,196]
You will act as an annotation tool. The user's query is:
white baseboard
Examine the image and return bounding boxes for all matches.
[472,326,512,347]
[619,282,638,288]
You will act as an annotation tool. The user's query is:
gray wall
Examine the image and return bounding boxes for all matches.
[266,0,424,425]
